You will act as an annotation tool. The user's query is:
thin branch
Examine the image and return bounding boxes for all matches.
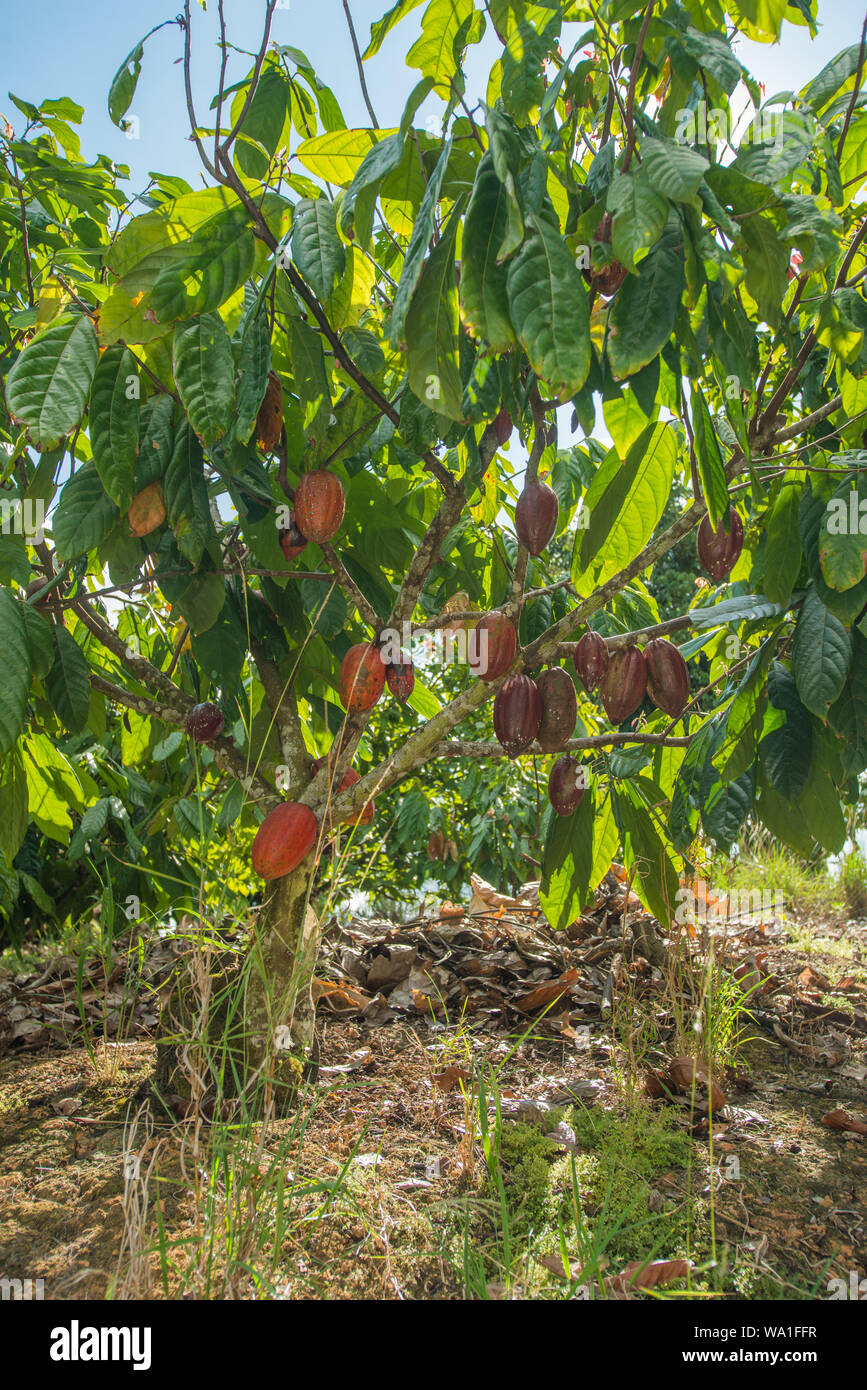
[836,13,867,163]
[341,0,380,127]
[438,731,694,759]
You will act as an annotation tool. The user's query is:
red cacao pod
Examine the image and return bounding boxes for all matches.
[493,673,542,757]
[339,643,385,713]
[294,469,345,545]
[574,630,609,691]
[598,645,647,725]
[185,701,224,743]
[384,650,415,704]
[515,475,559,556]
[310,756,374,824]
[494,408,513,446]
[548,756,586,817]
[469,611,517,682]
[252,801,318,880]
[644,638,690,718]
[256,370,283,453]
[536,666,577,752]
[697,508,743,582]
[279,513,307,562]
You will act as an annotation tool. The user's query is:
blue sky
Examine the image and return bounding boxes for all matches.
[1,1,859,197]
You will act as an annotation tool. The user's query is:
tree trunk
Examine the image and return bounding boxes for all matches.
[154,853,320,1116]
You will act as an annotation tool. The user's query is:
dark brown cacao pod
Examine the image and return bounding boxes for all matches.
[428,830,446,860]
[548,756,586,817]
[186,701,224,743]
[598,645,647,725]
[494,408,513,446]
[252,802,318,880]
[469,611,517,682]
[697,508,743,582]
[339,643,385,713]
[384,650,415,704]
[294,469,345,545]
[279,512,308,562]
[644,638,690,718]
[493,673,542,757]
[574,630,609,692]
[589,260,627,297]
[536,667,577,752]
[515,475,559,556]
[256,370,283,453]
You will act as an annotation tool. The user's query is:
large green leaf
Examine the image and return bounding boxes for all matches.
[607,217,684,379]
[339,132,405,246]
[760,661,812,798]
[45,625,91,735]
[701,771,753,851]
[6,316,98,449]
[0,590,31,759]
[692,384,728,527]
[291,197,346,302]
[763,479,803,606]
[540,780,595,931]
[234,313,272,445]
[640,138,709,202]
[405,203,464,422]
[163,423,211,568]
[108,33,147,128]
[287,316,332,438]
[573,423,677,594]
[606,169,668,272]
[172,314,235,446]
[506,213,590,399]
[89,345,140,511]
[407,0,476,91]
[460,152,516,350]
[617,782,680,928]
[0,751,29,866]
[364,0,426,57]
[792,586,851,717]
[391,138,453,349]
[52,465,120,561]
[819,477,867,591]
[828,628,867,776]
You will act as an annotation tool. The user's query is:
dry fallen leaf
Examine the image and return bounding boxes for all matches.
[433,1065,471,1094]
[821,1108,867,1136]
[610,1258,691,1294]
[514,968,579,1014]
[668,1054,726,1114]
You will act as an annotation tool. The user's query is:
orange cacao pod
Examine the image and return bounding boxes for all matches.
[294,469,345,544]
[252,802,318,880]
[339,643,385,713]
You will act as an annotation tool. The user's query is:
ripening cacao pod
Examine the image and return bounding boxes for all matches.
[574,630,609,691]
[598,644,647,725]
[644,638,691,718]
[494,408,513,446]
[515,475,559,556]
[294,469,345,545]
[697,508,743,582]
[469,611,517,682]
[548,756,586,817]
[186,701,224,743]
[384,650,415,704]
[252,801,318,880]
[256,370,283,453]
[339,643,385,713]
[279,513,307,562]
[128,482,166,538]
[493,673,542,757]
[536,666,577,752]
[310,756,374,824]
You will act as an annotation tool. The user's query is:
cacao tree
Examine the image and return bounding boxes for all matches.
[1,0,866,1105]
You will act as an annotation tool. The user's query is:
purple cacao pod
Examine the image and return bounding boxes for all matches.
[536,667,578,752]
[548,756,586,817]
[574,630,609,692]
[697,508,743,582]
[598,645,647,725]
[493,673,542,757]
[644,638,691,718]
[515,476,559,556]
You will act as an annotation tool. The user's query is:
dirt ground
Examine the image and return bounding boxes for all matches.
[1,902,866,1301]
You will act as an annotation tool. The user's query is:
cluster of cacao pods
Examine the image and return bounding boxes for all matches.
[574,632,691,724]
[428,830,459,863]
[493,663,578,758]
[338,642,416,714]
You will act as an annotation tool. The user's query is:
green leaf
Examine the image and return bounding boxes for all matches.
[506,213,590,399]
[136,394,174,489]
[6,316,98,449]
[574,423,677,593]
[803,43,866,112]
[342,327,385,376]
[692,384,729,527]
[740,214,788,327]
[163,423,211,568]
[460,152,516,350]
[640,138,709,202]
[234,313,272,445]
[792,586,851,718]
[819,478,867,591]
[172,314,235,446]
[21,604,54,679]
[52,464,119,561]
[763,480,802,606]
[405,202,464,422]
[0,752,29,866]
[364,0,426,57]
[169,569,226,636]
[390,138,453,349]
[89,345,139,511]
[701,771,753,851]
[291,198,346,301]
[607,217,684,379]
[760,661,812,798]
[690,593,787,629]
[540,780,595,930]
[407,0,476,92]
[339,132,405,245]
[617,782,680,928]
[606,169,668,272]
[0,590,31,759]
[828,628,867,776]
[0,533,31,587]
[108,34,146,128]
[287,316,332,437]
[45,626,91,735]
